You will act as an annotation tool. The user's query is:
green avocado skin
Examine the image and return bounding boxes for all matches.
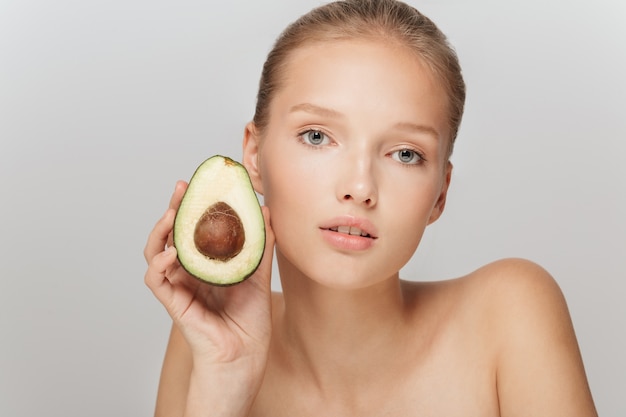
[173,155,266,286]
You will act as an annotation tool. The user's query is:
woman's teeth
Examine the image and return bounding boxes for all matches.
[330,226,370,237]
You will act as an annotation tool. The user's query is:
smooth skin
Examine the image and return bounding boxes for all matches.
[144,39,597,416]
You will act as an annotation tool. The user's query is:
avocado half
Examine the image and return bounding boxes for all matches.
[173,155,266,286]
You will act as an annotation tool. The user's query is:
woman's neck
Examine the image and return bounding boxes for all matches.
[273,251,416,394]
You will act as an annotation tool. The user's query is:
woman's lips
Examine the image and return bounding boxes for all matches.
[327,225,372,238]
[319,216,378,251]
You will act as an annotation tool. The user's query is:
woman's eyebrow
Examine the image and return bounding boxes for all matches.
[289,102,344,118]
[393,121,440,141]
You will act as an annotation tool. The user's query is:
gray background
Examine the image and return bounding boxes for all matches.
[1,0,624,415]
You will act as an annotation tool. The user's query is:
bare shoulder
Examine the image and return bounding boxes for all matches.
[403,258,572,359]
[404,258,565,325]
[463,258,579,353]
[466,257,559,288]
[468,257,565,309]
[465,258,598,416]
[398,259,597,415]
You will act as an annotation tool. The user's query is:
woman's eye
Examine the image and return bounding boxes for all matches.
[391,149,424,165]
[300,130,330,146]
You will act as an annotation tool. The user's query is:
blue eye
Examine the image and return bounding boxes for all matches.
[301,130,329,146]
[392,149,424,165]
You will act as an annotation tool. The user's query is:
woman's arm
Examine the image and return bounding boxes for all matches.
[154,323,192,417]
[145,181,275,417]
[154,322,269,417]
[492,259,597,416]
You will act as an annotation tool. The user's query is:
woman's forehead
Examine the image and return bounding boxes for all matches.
[272,39,450,133]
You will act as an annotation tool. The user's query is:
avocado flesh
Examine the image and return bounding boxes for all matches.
[174,155,266,286]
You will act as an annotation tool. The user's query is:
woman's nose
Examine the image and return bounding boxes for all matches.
[336,154,378,208]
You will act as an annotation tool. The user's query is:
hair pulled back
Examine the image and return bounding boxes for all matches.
[253,0,466,156]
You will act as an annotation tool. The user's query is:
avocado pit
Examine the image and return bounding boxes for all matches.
[193,201,245,261]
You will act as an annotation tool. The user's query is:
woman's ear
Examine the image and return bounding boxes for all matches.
[242,122,264,195]
[428,161,453,225]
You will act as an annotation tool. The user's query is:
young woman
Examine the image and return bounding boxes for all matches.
[144,1,597,415]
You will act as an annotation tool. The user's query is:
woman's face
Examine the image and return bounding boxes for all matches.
[244,39,452,289]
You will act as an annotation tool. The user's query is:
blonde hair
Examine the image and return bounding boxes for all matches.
[253,0,466,157]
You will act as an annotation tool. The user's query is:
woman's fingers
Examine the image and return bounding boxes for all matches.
[169,180,188,210]
[144,181,188,264]
[144,245,179,305]
[144,244,201,320]
[144,207,176,263]
[166,181,187,249]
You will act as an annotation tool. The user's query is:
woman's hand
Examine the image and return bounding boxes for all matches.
[144,181,275,415]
